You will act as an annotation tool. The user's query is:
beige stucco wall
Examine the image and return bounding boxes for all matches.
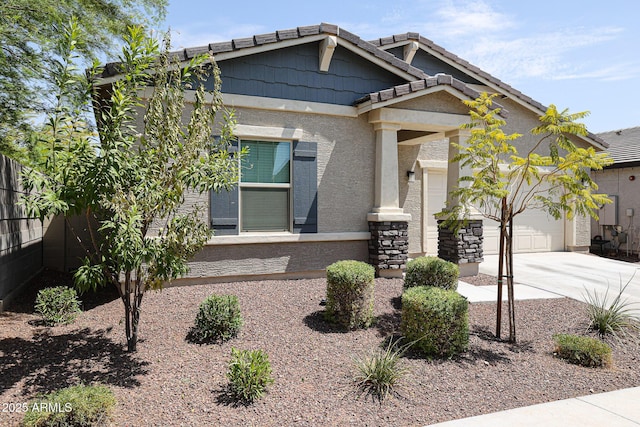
[591,166,640,253]
[398,145,422,255]
[391,91,471,115]
[226,106,375,233]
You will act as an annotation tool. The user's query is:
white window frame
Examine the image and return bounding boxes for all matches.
[238,138,293,233]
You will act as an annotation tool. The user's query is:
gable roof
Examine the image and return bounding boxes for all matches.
[355,74,492,113]
[370,32,606,149]
[597,127,640,168]
[96,23,606,149]
[99,23,428,81]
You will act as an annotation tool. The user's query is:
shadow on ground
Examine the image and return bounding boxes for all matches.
[0,327,148,395]
[303,310,351,334]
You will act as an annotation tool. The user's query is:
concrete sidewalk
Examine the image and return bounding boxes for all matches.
[428,386,640,426]
[457,281,563,302]
[446,252,640,426]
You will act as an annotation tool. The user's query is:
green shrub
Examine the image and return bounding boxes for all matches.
[34,286,82,326]
[553,333,612,368]
[583,278,639,340]
[192,294,243,343]
[404,256,459,291]
[353,340,409,402]
[401,286,468,357]
[325,260,376,330]
[227,348,274,403]
[21,384,116,427]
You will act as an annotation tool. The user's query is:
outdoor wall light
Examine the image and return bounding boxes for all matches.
[407,170,416,182]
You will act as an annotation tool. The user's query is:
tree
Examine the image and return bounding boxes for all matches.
[23,21,241,352]
[438,93,612,343]
[0,0,167,157]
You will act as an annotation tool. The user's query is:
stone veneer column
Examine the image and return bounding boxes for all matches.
[367,121,411,277]
[437,220,484,277]
[369,221,409,277]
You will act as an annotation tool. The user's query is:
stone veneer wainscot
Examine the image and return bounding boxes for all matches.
[368,221,409,277]
[437,219,483,276]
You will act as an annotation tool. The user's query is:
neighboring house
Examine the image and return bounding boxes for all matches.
[94,23,606,282]
[591,127,640,254]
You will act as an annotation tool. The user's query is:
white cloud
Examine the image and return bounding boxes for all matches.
[457,26,627,82]
[427,0,517,37]
[552,62,640,82]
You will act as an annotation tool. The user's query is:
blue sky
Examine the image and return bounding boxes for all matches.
[160,0,640,134]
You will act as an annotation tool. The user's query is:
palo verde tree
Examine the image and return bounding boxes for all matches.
[438,93,612,343]
[0,0,167,159]
[23,20,240,352]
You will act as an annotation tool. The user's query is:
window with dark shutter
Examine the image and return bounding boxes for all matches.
[210,138,317,235]
[293,141,317,233]
[210,138,239,235]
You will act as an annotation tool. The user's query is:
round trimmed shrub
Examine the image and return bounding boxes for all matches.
[325,260,376,330]
[553,334,612,368]
[34,286,82,326]
[401,286,469,357]
[404,256,459,291]
[192,294,243,343]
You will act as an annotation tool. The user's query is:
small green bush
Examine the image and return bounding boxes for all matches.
[192,294,243,343]
[404,256,459,291]
[553,333,612,368]
[401,286,469,357]
[227,348,274,403]
[353,340,409,402]
[21,384,116,427]
[325,260,376,330]
[34,286,82,326]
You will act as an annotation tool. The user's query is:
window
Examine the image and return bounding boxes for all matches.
[239,140,291,232]
[210,137,317,236]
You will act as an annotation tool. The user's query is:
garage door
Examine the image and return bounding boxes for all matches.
[482,210,565,254]
[425,169,565,255]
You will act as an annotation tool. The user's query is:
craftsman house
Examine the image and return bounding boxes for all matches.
[94,23,607,282]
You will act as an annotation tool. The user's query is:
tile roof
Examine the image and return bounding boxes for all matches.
[354,74,510,117]
[97,23,606,149]
[370,33,606,148]
[597,127,640,165]
[100,23,428,81]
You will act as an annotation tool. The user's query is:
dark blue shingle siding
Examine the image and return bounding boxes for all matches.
[207,43,407,105]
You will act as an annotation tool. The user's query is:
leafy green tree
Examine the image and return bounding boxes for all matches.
[23,21,241,352]
[439,93,612,343]
[0,0,167,157]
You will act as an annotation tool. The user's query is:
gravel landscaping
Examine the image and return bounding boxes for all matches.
[1,270,639,426]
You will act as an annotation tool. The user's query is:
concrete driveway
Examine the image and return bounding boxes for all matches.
[479,252,640,305]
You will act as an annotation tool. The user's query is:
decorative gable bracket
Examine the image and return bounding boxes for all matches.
[319,35,337,72]
[403,41,419,64]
